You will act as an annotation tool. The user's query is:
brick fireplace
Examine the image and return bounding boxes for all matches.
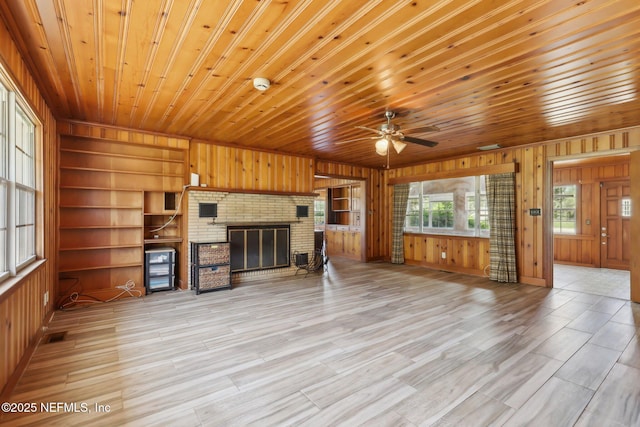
[187,190,315,286]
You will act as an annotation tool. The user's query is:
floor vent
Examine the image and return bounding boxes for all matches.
[44,331,67,344]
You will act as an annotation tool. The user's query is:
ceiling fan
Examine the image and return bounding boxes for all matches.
[337,110,439,159]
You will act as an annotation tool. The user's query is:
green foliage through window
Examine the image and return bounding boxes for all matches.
[314,199,325,226]
[404,176,488,236]
[553,185,577,234]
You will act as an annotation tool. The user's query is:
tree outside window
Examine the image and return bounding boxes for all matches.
[404,182,421,232]
[553,185,577,234]
[426,195,454,228]
[404,176,487,236]
[467,193,489,230]
[314,199,325,226]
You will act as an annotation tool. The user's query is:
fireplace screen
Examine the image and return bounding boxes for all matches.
[228,225,290,272]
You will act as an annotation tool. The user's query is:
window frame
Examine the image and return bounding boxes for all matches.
[466,191,489,232]
[404,176,489,237]
[0,84,7,282]
[423,193,455,229]
[0,68,40,284]
[621,198,632,218]
[314,198,326,226]
[553,184,578,235]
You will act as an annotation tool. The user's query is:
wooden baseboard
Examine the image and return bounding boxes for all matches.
[0,310,54,401]
[403,259,486,277]
[519,276,547,287]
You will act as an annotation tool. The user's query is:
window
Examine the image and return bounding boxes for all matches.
[15,107,36,267]
[0,71,38,283]
[0,85,7,279]
[425,194,454,229]
[553,185,577,234]
[314,199,325,226]
[405,176,488,236]
[467,192,489,231]
[405,184,421,232]
[622,198,632,217]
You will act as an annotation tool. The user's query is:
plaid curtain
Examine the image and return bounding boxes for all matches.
[486,173,518,283]
[391,183,410,264]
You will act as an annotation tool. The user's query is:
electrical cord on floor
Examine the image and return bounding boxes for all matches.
[483,264,491,278]
[59,279,142,310]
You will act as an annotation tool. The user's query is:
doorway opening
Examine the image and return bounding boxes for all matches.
[313,175,367,262]
[549,153,632,300]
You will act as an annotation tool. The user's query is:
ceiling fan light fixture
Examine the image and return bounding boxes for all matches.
[391,139,407,154]
[375,138,388,156]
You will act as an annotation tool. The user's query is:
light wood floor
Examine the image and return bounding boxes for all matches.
[554,264,631,300]
[3,259,640,426]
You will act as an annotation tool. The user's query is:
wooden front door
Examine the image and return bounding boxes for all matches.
[600,181,631,270]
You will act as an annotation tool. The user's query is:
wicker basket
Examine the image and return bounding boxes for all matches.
[196,264,231,293]
[197,243,230,265]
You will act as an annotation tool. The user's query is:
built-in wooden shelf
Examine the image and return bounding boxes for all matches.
[60,165,183,178]
[323,181,364,261]
[60,147,185,163]
[60,205,141,209]
[59,225,142,229]
[58,135,187,293]
[59,186,143,191]
[143,212,182,216]
[59,244,141,251]
[59,263,143,273]
[144,238,183,244]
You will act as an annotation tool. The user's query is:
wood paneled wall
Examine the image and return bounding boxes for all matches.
[388,149,537,281]
[404,234,490,276]
[631,151,640,302]
[387,127,640,289]
[0,20,58,396]
[553,156,630,267]
[190,140,315,194]
[57,121,190,149]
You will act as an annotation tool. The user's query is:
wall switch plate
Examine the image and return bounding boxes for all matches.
[441,252,447,259]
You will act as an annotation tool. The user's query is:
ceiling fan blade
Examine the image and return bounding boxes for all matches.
[402,135,439,147]
[355,125,384,135]
[335,136,377,145]
[402,125,440,133]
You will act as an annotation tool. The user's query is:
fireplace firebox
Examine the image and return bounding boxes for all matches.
[228,225,290,272]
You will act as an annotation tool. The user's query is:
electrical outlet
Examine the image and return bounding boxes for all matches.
[441,251,447,259]
[43,290,49,306]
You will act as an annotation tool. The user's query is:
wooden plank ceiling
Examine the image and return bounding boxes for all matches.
[1,0,640,169]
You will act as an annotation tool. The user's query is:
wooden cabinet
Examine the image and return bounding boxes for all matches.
[328,183,363,228]
[325,227,361,260]
[323,181,364,260]
[331,186,351,212]
[58,136,187,298]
